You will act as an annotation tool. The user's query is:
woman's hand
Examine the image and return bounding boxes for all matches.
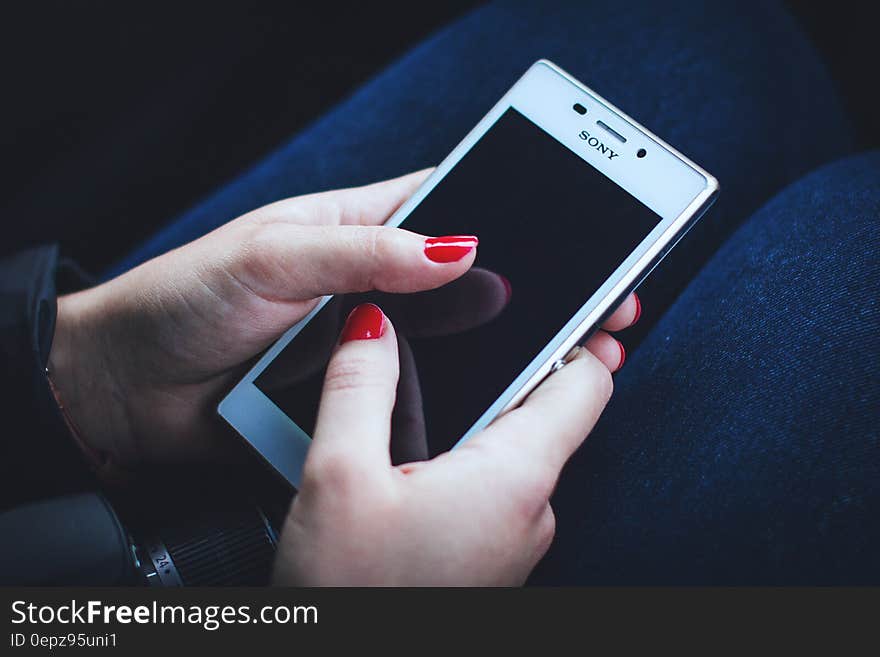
[49,170,479,467]
[50,167,639,584]
[274,301,635,586]
[50,168,638,480]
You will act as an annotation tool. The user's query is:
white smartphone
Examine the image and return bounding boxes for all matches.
[219,60,719,488]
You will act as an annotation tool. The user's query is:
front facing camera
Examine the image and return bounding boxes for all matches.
[637,148,647,158]
[572,103,587,115]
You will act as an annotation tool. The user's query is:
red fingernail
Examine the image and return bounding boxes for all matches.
[424,235,478,263]
[632,292,642,325]
[499,274,513,302]
[617,341,626,370]
[340,303,386,343]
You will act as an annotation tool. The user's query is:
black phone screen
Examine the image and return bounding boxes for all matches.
[255,108,660,462]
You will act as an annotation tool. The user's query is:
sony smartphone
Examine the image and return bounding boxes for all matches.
[219,60,719,488]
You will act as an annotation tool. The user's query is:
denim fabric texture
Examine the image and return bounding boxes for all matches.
[107,0,853,292]
[107,1,877,582]
[531,152,880,584]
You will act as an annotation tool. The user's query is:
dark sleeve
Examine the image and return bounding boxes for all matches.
[0,244,97,507]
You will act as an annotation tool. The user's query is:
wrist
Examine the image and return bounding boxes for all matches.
[49,289,136,469]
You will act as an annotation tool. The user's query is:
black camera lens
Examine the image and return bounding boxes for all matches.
[637,148,647,158]
[572,103,587,115]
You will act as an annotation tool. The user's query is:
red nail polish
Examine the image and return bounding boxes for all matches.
[617,341,626,370]
[340,303,386,343]
[424,235,478,263]
[632,292,642,324]
[499,274,513,302]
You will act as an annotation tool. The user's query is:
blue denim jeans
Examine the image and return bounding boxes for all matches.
[108,1,879,583]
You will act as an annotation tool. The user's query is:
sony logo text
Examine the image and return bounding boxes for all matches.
[578,130,619,160]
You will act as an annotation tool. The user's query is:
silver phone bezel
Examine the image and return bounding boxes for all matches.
[218,59,719,489]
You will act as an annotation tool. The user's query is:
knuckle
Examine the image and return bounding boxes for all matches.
[344,226,386,290]
[323,196,348,226]
[360,225,400,276]
[243,221,281,254]
[355,225,384,257]
[231,223,290,289]
[323,354,386,395]
[364,225,386,257]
